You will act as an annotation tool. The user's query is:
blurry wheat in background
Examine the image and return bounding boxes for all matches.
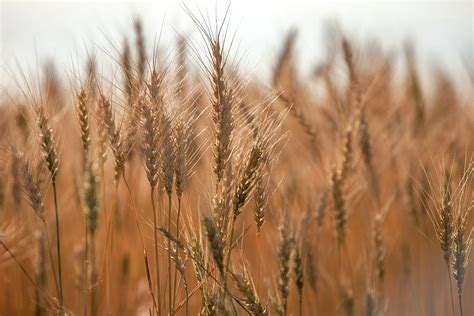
[0,2,473,316]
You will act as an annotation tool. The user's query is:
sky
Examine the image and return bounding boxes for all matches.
[0,0,473,97]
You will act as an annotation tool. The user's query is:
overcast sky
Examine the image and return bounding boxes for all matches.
[1,1,472,97]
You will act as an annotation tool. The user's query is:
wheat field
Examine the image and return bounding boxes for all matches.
[0,7,473,316]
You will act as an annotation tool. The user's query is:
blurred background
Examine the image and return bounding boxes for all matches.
[1,0,472,99]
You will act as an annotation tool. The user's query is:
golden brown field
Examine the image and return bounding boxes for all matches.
[0,10,473,316]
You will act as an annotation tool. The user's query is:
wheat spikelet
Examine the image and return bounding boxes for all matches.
[405,43,425,133]
[365,287,376,316]
[452,211,472,314]
[278,93,318,157]
[176,36,187,97]
[374,213,385,283]
[98,94,125,182]
[98,93,118,148]
[340,128,353,181]
[188,235,207,283]
[201,291,219,316]
[157,226,186,252]
[122,97,142,158]
[142,102,160,188]
[277,222,294,315]
[212,168,233,237]
[341,36,360,117]
[358,106,373,168]
[306,244,319,291]
[232,269,267,316]
[121,39,134,109]
[134,18,146,90]
[147,69,165,106]
[94,98,108,168]
[208,31,234,183]
[341,286,354,316]
[22,161,44,219]
[174,111,196,199]
[203,215,225,277]
[254,171,267,233]
[233,143,264,218]
[86,57,98,100]
[438,172,454,266]
[331,169,347,243]
[160,113,175,195]
[174,118,187,198]
[273,29,297,90]
[83,160,99,236]
[10,148,22,211]
[76,88,91,156]
[357,105,380,201]
[316,188,328,227]
[35,105,59,179]
[292,242,304,315]
[167,242,186,284]
[342,38,357,87]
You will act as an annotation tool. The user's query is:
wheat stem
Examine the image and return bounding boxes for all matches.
[52,179,64,313]
[172,197,182,312]
[167,193,173,315]
[151,188,162,315]
[84,217,89,316]
[446,265,456,316]
[42,220,60,299]
[90,231,98,316]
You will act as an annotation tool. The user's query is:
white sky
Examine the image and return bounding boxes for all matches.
[1,1,473,97]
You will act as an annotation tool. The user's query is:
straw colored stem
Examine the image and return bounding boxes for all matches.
[84,218,89,316]
[42,220,60,300]
[90,232,98,316]
[52,179,64,313]
[446,265,456,316]
[151,188,162,315]
[167,193,173,315]
[172,198,182,312]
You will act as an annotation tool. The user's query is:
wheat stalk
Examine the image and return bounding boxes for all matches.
[34,103,64,311]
